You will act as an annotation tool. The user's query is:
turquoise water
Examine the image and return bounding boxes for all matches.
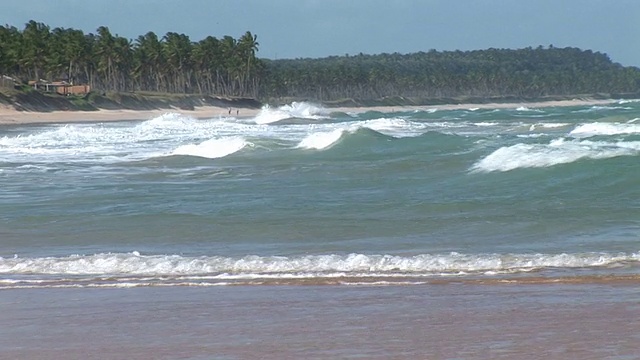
[1,101,639,288]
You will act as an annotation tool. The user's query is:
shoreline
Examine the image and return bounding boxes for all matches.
[1,283,637,359]
[0,98,626,126]
[0,105,262,126]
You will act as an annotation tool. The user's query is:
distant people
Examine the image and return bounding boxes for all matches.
[228,107,231,114]
[236,109,239,115]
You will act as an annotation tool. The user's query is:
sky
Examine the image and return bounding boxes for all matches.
[1,0,639,66]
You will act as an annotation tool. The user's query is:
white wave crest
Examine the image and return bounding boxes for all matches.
[359,118,428,137]
[362,118,409,131]
[297,129,345,150]
[254,102,329,124]
[1,252,638,277]
[471,138,640,172]
[171,137,249,159]
[618,99,640,104]
[569,122,640,138]
[515,106,544,112]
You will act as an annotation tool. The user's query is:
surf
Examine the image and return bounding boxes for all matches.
[1,251,638,288]
[254,101,330,124]
[171,137,251,159]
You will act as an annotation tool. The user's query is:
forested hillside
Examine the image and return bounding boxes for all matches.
[261,47,640,101]
[2,20,640,105]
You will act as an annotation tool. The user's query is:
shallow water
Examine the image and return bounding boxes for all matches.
[1,101,640,288]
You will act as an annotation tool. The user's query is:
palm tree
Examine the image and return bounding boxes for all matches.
[0,25,22,77]
[49,27,89,85]
[113,36,133,91]
[95,26,116,90]
[192,36,222,93]
[134,31,166,91]
[163,32,193,93]
[238,31,259,95]
[21,20,50,81]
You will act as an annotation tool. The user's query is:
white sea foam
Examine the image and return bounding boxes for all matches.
[572,105,632,113]
[1,252,637,277]
[358,118,431,137]
[296,129,345,150]
[618,99,640,104]
[569,122,640,138]
[515,106,544,112]
[291,117,433,141]
[527,122,570,132]
[475,122,499,127]
[0,112,269,165]
[172,137,249,159]
[471,138,640,172]
[539,122,570,128]
[254,101,329,124]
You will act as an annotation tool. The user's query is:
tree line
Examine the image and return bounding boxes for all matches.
[2,20,640,102]
[0,20,261,97]
[260,47,640,101]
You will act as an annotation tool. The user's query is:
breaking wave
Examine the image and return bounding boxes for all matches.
[471,138,640,172]
[254,102,329,124]
[297,129,345,150]
[171,137,250,159]
[1,251,638,288]
[569,122,640,138]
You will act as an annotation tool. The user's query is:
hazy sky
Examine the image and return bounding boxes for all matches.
[1,0,639,66]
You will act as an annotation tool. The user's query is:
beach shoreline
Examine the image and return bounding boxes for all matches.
[0,98,625,126]
[1,283,637,359]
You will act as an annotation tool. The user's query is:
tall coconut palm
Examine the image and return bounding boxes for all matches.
[112,36,133,91]
[238,31,259,95]
[21,20,50,81]
[192,36,222,93]
[0,25,22,77]
[163,32,193,93]
[134,31,166,91]
[95,26,116,90]
[49,27,89,85]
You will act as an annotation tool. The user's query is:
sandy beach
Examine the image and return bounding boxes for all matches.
[0,98,622,125]
[1,283,638,359]
[0,105,261,125]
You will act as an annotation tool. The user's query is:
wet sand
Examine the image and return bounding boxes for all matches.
[0,98,622,125]
[1,283,638,359]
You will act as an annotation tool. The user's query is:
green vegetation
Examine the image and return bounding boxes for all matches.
[1,20,640,108]
[262,48,640,102]
[0,20,261,97]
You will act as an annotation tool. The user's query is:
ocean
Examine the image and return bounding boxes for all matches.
[1,101,639,358]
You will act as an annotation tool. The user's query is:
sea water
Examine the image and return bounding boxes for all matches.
[1,101,640,288]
